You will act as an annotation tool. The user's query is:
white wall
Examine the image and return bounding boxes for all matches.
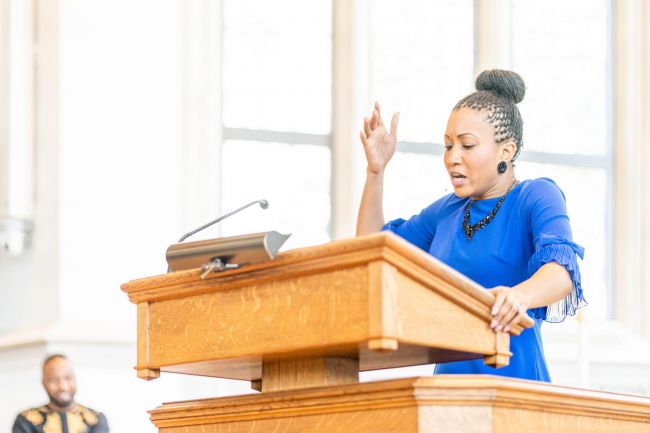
[0,1,241,432]
[57,0,185,324]
[0,0,187,331]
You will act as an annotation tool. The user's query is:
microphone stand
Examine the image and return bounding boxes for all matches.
[177,199,269,243]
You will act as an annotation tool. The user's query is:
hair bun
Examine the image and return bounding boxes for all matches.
[475,69,525,104]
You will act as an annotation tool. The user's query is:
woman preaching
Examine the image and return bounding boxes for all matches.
[356,69,586,381]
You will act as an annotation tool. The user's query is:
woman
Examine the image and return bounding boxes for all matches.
[356,69,585,381]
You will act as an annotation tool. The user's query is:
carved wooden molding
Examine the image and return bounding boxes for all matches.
[149,376,650,430]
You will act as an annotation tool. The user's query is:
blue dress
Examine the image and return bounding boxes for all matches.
[382,178,585,381]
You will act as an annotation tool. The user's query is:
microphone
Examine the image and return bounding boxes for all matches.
[177,199,269,243]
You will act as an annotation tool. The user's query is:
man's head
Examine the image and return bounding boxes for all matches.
[42,354,77,411]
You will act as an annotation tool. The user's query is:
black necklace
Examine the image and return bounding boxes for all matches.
[463,180,518,241]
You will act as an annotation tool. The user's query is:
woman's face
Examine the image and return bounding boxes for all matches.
[443,107,512,199]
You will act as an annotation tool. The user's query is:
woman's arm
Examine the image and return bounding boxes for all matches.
[356,171,387,235]
[487,262,573,332]
[356,102,400,236]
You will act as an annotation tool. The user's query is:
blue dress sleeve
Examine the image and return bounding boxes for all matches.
[526,178,587,322]
[381,194,454,252]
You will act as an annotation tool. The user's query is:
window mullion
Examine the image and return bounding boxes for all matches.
[331,0,370,240]
[613,0,650,336]
[474,0,513,74]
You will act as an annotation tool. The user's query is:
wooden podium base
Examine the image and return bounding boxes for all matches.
[149,376,650,433]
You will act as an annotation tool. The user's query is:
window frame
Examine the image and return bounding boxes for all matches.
[185,0,650,335]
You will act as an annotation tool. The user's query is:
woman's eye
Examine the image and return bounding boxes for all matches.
[462,144,475,149]
[444,144,452,150]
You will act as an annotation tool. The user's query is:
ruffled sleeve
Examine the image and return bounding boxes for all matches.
[527,234,587,322]
[525,178,587,322]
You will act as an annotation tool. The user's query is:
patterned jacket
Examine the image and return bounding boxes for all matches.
[12,404,109,433]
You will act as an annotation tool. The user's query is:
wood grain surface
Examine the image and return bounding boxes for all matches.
[149,376,650,433]
[123,233,530,386]
[122,233,532,331]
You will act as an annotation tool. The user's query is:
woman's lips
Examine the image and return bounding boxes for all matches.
[450,173,467,187]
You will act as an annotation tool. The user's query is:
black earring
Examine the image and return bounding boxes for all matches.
[497,161,507,174]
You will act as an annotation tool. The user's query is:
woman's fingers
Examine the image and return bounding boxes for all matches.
[495,302,519,332]
[375,101,385,127]
[491,300,511,330]
[363,117,373,138]
[490,289,506,317]
[490,287,514,330]
[488,286,528,333]
[360,130,368,148]
[390,112,400,140]
[503,309,525,333]
[360,103,399,154]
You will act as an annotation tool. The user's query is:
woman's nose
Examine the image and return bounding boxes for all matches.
[446,147,462,165]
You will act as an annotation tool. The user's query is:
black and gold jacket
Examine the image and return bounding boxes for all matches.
[12,404,109,433]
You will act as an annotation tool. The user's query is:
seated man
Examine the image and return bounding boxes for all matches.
[13,354,109,433]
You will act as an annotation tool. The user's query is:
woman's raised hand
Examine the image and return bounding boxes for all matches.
[360,102,400,174]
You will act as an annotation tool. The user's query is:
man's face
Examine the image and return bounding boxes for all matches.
[42,357,77,410]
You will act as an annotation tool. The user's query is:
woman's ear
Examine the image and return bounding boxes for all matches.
[500,140,517,162]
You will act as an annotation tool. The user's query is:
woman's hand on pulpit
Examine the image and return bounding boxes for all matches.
[486,286,531,333]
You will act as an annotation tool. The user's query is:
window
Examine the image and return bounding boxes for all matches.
[220,0,332,249]
[214,0,611,319]
[512,0,611,320]
[368,0,474,220]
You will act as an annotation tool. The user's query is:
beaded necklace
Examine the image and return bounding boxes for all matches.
[462,179,519,241]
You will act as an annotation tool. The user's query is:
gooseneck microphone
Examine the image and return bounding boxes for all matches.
[177,199,269,243]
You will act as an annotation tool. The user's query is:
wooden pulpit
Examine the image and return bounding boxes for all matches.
[121,232,650,432]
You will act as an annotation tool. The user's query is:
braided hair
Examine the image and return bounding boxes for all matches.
[454,69,525,161]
